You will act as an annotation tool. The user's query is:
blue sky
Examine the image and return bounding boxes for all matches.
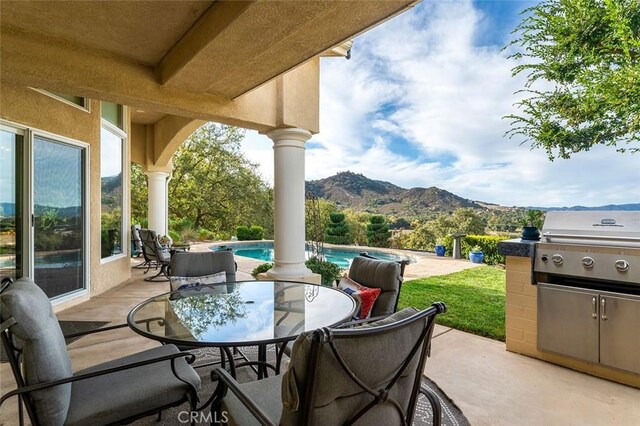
[241,0,640,208]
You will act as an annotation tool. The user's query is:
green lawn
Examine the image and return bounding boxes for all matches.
[398,266,506,341]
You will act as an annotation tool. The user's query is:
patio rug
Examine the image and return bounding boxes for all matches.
[1,320,110,363]
[134,346,470,426]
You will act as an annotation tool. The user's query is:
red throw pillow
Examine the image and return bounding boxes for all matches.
[338,276,381,320]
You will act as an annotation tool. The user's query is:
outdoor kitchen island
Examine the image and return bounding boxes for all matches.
[498,212,640,388]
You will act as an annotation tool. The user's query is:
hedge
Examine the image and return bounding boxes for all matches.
[443,235,510,265]
[236,225,264,241]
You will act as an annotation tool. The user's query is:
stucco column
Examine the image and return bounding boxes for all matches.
[145,171,170,235]
[266,128,313,279]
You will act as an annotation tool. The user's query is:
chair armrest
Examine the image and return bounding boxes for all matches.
[62,323,129,339]
[419,384,442,426]
[334,314,391,328]
[213,367,278,426]
[0,351,196,407]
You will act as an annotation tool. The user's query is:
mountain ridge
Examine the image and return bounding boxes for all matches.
[305,171,638,217]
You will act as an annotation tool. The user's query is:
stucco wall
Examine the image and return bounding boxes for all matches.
[0,84,131,305]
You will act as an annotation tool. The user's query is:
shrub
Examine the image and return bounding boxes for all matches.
[179,228,198,243]
[170,217,195,233]
[251,263,273,278]
[444,235,509,265]
[366,215,391,247]
[325,211,351,245]
[168,230,181,244]
[236,225,264,240]
[197,228,216,241]
[305,256,342,286]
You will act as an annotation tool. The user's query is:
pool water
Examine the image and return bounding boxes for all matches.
[218,244,411,269]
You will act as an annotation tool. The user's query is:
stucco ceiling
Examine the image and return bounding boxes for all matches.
[1,0,416,126]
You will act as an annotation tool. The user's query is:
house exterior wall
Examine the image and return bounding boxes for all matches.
[0,84,132,307]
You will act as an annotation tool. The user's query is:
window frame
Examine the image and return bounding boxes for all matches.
[99,109,128,263]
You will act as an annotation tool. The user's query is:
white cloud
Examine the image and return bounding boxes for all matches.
[241,0,640,208]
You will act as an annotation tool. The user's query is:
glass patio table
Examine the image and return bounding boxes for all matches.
[127,280,356,378]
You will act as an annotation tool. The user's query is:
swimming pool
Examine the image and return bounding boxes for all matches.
[211,242,413,269]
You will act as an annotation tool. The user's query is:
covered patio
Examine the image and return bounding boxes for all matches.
[2,257,638,425]
[2,1,639,424]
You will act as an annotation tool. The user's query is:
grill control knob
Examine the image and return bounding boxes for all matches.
[581,257,595,268]
[552,254,563,265]
[615,260,630,272]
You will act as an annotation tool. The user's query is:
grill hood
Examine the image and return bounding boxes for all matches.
[541,211,640,248]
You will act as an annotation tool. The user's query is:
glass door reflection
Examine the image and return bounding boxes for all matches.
[33,136,85,298]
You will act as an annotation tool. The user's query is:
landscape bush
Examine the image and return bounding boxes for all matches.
[251,262,273,278]
[236,225,264,240]
[197,228,216,241]
[443,235,509,265]
[366,215,391,247]
[305,256,342,286]
[325,211,351,245]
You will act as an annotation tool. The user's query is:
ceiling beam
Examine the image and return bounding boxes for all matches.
[0,27,279,132]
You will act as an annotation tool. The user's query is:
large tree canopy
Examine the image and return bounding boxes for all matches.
[131,123,273,239]
[169,124,273,236]
[506,0,640,159]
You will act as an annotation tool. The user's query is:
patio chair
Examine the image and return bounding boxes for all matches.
[348,253,408,318]
[0,277,201,426]
[212,302,447,426]
[169,250,237,287]
[139,229,171,281]
[130,224,144,262]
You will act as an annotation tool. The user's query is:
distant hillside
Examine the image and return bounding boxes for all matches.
[306,171,482,216]
[531,203,640,212]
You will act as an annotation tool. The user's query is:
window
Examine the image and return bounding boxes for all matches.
[100,103,126,259]
[31,89,89,110]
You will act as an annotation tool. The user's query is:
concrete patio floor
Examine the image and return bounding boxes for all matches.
[1,251,638,425]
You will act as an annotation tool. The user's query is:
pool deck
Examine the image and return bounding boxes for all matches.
[199,240,481,280]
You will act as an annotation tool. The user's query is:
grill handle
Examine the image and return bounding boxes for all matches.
[601,297,608,321]
[592,297,598,319]
[543,232,640,243]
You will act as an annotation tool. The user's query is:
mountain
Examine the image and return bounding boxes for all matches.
[531,203,640,212]
[306,171,482,216]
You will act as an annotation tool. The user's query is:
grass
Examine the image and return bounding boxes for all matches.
[398,266,506,341]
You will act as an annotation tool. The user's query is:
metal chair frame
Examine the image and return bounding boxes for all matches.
[213,302,447,426]
[0,278,203,425]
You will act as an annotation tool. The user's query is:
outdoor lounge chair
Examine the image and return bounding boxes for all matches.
[0,277,201,426]
[212,303,447,426]
[139,229,171,281]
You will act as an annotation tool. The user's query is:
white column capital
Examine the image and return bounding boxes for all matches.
[266,128,312,149]
[144,170,171,181]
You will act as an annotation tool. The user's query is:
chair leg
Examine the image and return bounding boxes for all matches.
[419,384,442,426]
[156,411,162,422]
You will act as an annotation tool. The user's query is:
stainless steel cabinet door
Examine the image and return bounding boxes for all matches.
[599,294,640,374]
[538,283,599,363]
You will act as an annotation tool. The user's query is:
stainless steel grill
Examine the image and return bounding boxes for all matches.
[533,211,640,374]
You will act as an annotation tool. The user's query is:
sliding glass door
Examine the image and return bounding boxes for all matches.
[0,123,88,299]
[33,136,86,298]
[0,129,24,283]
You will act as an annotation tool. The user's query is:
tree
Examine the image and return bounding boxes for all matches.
[506,0,640,159]
[130,163,148,227]
[169,123,273,238]
[343,209,370,245]
[366,215,391,248]
[325,211,351,245]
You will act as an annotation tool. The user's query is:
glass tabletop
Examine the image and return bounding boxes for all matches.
[127,280,356,347]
